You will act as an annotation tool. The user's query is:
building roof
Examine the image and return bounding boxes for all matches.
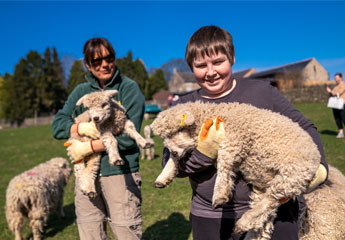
[232,68,256,79]
[250,58,314,78]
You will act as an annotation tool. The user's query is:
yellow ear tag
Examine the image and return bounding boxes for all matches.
[181,114,187,127]
[118,101,121,105]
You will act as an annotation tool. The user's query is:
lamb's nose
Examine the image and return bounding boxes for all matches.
[93,116,99,122]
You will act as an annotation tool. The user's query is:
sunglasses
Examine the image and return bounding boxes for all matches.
[90,54,115,68]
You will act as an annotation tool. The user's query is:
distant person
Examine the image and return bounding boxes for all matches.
[52,37,145,240]
[326,73,345,138]
[161,25,328,240]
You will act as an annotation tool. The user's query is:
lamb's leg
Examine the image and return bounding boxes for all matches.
[7,210,24,240]
[212,144,241,208]
[29,209,45,240]
[140,147,145,160]
[123,120,149,148]
[154,156,179,188]
[78,155,101,198]
[101,132,124,166]
[235,161,314,235]
[148,147,154,160]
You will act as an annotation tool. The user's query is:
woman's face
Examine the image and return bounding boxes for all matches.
[193,52,234,98]
[335,75,343,84]
[86,45,115,83]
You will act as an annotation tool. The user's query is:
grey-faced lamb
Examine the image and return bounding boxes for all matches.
[5,157,72,240]
[68,90,148,198]
[151,101,320,240]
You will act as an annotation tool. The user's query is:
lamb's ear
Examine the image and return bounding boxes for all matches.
[104,90,118,99]
[76,95,87,106]
[180,111,195,127]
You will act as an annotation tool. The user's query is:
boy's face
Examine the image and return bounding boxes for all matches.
[193,52,233,98]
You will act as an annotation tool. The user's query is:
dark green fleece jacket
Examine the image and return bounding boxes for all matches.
[52,68,145,176]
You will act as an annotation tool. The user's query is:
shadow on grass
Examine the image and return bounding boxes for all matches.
[320,130,338,136]
[143,212,191,240]
[44,203,76,238]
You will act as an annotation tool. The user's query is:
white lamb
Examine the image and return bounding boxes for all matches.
[140,125,155,161]
[5,157,72,240]
[151,101,320,240]
[67,90,148,198]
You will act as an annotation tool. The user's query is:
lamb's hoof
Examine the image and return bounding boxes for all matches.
[154,182,167,188]
[88,192,97,199]
[234,215,259,234]
[110,159,124,166]
[212,197,228,209]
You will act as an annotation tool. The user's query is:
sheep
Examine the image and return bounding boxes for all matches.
[298,165,345,240]
[5,157,72,240]
[150,101,320,240]
[68,90,148,198]
[140,125,155,161]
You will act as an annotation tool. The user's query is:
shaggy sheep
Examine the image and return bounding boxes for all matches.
[5,157,72,240]
[68,90,148,198]
[299,165,345,240]
[140,125,155,161]
[151,101,320,240]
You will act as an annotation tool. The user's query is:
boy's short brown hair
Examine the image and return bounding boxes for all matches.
[83,37,116,67]
[185,25,235,70]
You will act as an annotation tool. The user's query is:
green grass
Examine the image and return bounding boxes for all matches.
[0,103,344,240]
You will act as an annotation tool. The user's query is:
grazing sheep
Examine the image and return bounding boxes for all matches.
[68,90,148,198]
[151,101,320,240]
[5,157,72,240]
[140,125,155,161]
[299,165,345,240]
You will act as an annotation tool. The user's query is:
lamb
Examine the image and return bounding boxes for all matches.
[67,90,148,198]
[151,101,320,240]
[299,165,345,240]
[140,125,155,161]
[5,157,72,240]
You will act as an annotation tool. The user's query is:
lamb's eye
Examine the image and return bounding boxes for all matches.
[101,103,108,108]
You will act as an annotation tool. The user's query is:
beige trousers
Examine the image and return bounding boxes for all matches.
[75,172,142,240]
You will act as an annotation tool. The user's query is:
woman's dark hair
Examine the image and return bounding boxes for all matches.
[335,73,343,78]
[185,25,235,70]
[83,38,116,67]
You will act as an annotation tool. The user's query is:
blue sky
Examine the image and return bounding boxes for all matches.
[1,1,345,79]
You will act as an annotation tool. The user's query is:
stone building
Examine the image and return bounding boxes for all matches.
[249,58,329,90]
[168,68,199,94]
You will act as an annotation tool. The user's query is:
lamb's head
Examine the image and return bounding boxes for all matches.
[76,90,119,124]
[49,157,72,185]
[151,104,198,158]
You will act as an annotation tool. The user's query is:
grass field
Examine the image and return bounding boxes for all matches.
[0,103,344,240]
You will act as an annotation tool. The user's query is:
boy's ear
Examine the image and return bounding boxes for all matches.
[105,90,118,99]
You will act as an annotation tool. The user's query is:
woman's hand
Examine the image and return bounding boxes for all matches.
[76,122,100,139]
[65,139,95,163]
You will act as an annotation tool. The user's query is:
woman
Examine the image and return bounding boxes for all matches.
[52,38,145,240]
[163,25,328,240]
[326,73,345,138]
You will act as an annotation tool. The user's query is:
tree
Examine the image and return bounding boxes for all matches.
[116,51,149,98]
[68,60,86,94]
[147,69,167,99]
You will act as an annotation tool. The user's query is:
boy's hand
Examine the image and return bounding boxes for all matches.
[306,164,327,193]
[65,139,95,163]
[197,117,225,159]
[77,122,100,139]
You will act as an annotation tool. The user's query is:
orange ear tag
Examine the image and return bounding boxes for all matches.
[64,142,72,147]
[200,119,214,140]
